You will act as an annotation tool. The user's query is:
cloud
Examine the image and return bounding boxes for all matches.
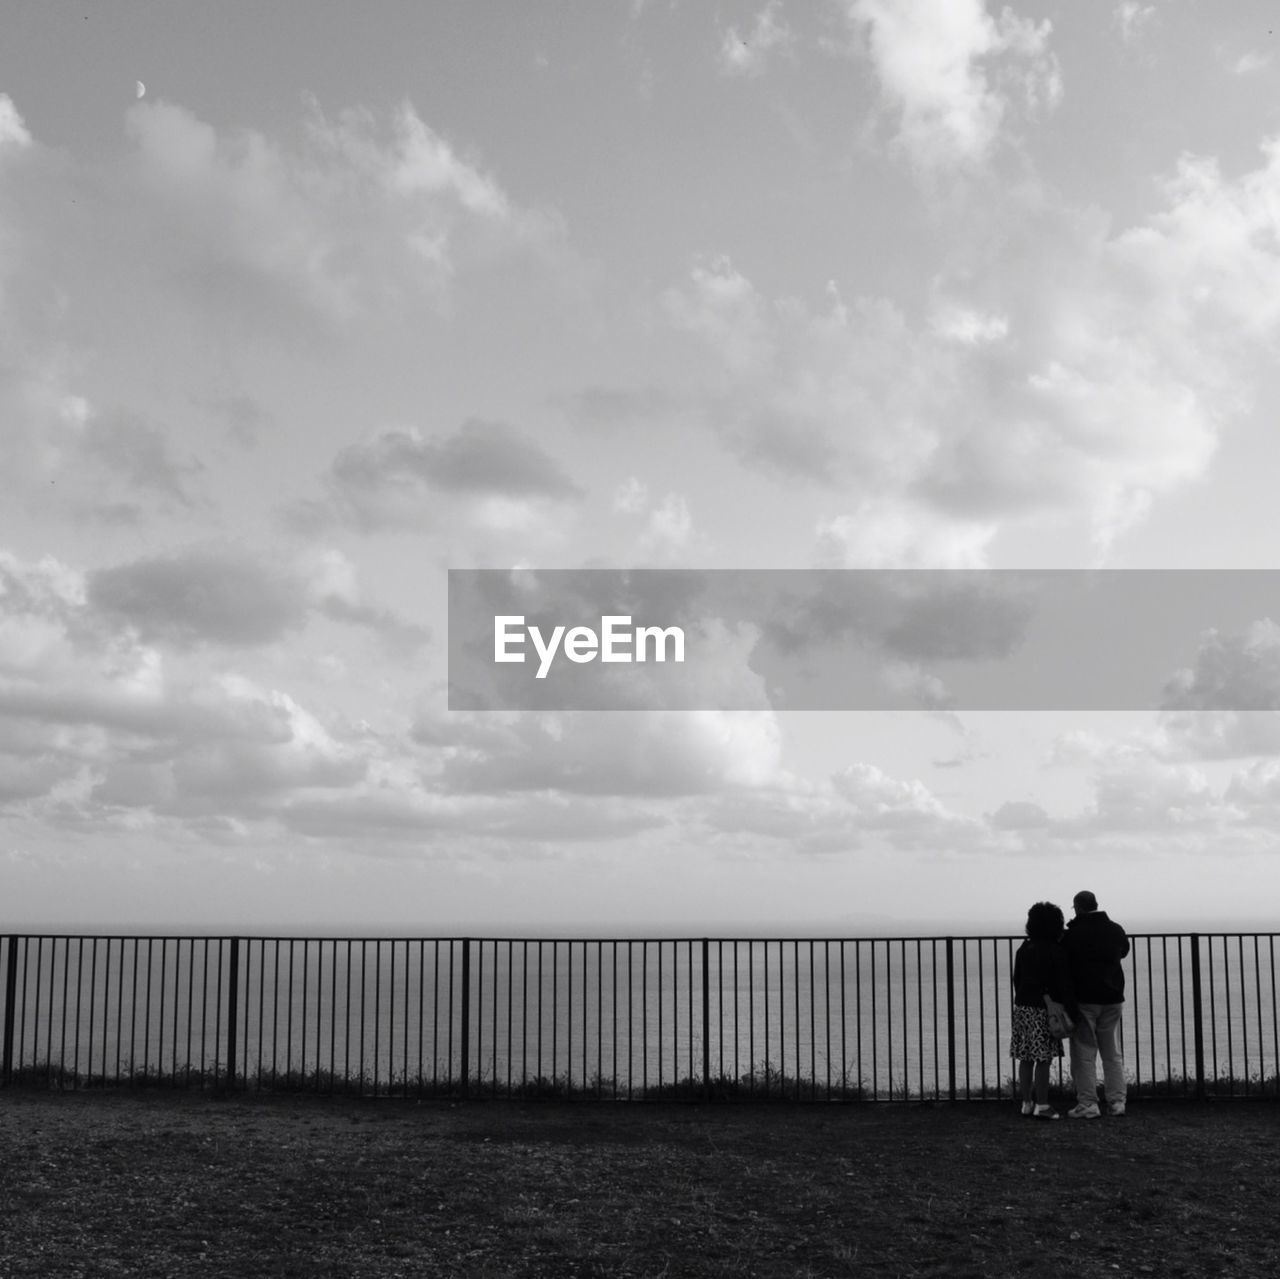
[298,419,582,532]
[666,133,1280,553]
[987,799,1050,830]
[439,709,782,798]
[718,3,796,77]
[846,0,1062,172]
[0,94,33,152]
[1162,620,1280,713]
[815,501,995,568]
[1115,3,1154,46]
[121,96,560,322]
[0,378,203,522]
[1232,51,1272,76]
[88,550,310,648]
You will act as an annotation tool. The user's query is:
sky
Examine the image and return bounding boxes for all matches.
[4,1,1280,935]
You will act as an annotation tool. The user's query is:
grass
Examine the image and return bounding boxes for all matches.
[3,1087,1280,1277]
[7,1056,1279,1103]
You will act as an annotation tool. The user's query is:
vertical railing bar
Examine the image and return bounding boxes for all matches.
[515,939,525,1097]
[17,937,32,1079]
[1271,936,1278,1097]
[1251,936,1262,1098]
[870,940,878,1101]
[656,940,662,1096]
[88,937,100,1085]
[806,940,815,1101]
[46,937,57,1088]
[565,941,571,1094]
[701,938,711,1100]
[551,939,559,1091]
[417,941,425,1098]
[71,938,84,1088]
[473,938,483,1097]
[885,939,895,1101]
[145,937,157,1083]
[358,940,368,1098]
[1180,936,1190,1096]
[627,941,634,1101]
[824,940,832,1099]
[433,939,441,1095]
[840,940,847,1101]
[855,941,863,1103]
[300,939,310,1091]
[213,939,223,1090]
[226,938,240,1091]
[641,941,648,1098]
[1190,933,1205,1100]
[56,940,69,1088]
[1238,935,1248,1097]
[1,936,17,1085]
[315,941,324,1093]
[917,939,925,1101]
[945,938,956,1103]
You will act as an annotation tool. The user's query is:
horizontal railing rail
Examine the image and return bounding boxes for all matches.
[2,933,1277,1101]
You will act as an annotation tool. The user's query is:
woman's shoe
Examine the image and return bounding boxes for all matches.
[1020,1101,1034,1116]
[1033,1105,1059,1120]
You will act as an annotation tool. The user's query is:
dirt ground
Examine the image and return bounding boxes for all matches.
[2,1089,1278,1277]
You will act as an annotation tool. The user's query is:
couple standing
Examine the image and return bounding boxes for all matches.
[1011,890,1130,1121]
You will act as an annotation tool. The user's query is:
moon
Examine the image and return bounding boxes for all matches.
[135,80,145,99]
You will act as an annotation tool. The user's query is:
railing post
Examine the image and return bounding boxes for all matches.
[1190,932,1205,1101]
[225,937,240,1091]
[945,937,957,1102]
[701,937,711,1100]
[460,938,472,1099]
[2,936,18,1086]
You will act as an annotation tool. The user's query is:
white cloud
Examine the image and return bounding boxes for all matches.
[718,3,796,77]
[815,502,995,568]
[0,94,32,152]
[1115,3,1155,46]
[640,492,694,558]
[664,255,772,374]
[1232,51,1271,76]
[847,0,1061,172]
[668,135,1280,554]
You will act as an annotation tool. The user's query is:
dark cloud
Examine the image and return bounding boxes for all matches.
[333,418,580,500]
[88,550,309,647]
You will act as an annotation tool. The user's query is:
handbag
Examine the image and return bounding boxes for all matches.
[1043,994,1075,1039]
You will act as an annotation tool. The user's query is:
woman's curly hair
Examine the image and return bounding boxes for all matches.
[1024,900,1065,942]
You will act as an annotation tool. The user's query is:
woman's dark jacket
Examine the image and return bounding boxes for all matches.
[1013,938,1080,1020]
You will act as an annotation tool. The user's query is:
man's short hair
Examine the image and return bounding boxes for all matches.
[1073,890,1098,912]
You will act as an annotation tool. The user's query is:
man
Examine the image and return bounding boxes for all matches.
[1063,890,1130,1118]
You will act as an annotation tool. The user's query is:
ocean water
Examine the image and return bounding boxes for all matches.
[3,932,1277,1098]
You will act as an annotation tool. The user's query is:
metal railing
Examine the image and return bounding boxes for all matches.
[2,933,1277,1100]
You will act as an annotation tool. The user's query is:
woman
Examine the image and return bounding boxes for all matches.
[1011,901,1079,1120]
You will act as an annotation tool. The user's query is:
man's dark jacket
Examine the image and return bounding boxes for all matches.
[1063,910,1130,1004]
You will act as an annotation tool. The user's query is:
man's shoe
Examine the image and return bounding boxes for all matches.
[1033,1105,1059,1121]
[1068,1102,1101,1119]
[1020,1101,1034,1116]
[1108,1103,1126,1116]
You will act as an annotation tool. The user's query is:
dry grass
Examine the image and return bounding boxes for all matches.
[2,1089,1278,1277]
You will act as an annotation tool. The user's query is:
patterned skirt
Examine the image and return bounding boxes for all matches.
[1009,1004,1064,1061]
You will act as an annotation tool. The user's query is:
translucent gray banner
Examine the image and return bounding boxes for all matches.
[448,569,1280,711]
